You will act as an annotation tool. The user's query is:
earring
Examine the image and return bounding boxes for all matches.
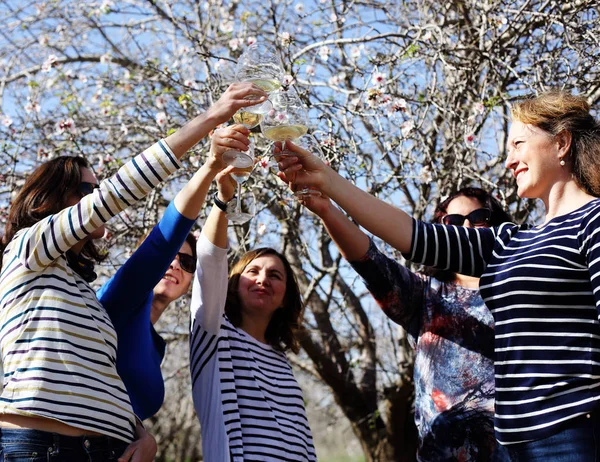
[559,159,566,166]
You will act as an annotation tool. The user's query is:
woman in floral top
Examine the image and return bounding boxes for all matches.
[299,187,511,461]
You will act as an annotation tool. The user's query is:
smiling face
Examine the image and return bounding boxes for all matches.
[153,240,194,305]
[505,121,568,200]
[237,254,287,320]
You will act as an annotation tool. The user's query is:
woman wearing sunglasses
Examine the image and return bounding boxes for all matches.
[96,124,253,425]
[187,129,317,461]
[295,186,511,461]
[0,83,266,461]
[279,90,600,460]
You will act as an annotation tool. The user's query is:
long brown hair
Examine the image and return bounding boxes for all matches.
[2,156,106,266]
[225,248,303,354]
[511,90,600,197]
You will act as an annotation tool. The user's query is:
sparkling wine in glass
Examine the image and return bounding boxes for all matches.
[260,92,309,155]
[294,134,323,198]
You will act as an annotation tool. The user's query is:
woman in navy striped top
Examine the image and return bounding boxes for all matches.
[277,91,600,460]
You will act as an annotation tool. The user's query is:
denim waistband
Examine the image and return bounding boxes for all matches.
[0,428,128,457]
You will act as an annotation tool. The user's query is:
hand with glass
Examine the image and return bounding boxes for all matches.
[211,125,256,225]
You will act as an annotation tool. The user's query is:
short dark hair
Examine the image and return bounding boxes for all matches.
[225,248,303,353]
[2,156,106,268]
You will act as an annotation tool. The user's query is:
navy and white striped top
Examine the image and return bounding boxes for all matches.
[0,140,180,442]
[407,198,600,445]
[189,234,317,461]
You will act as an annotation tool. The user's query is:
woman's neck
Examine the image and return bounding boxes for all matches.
[543,180,596,223]
[240,315,270,345]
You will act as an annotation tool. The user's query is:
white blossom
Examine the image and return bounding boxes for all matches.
[220,20,234,34]
[305,65,315,76]
[294,3,304,14]
[156,112,168,128]
[280,32,292,47]
[1,115,13,127]
[229,37,241,51]
[400,119,415,137]
[318,46,331,62]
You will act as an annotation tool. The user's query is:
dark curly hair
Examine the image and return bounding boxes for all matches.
[225,248,303,353]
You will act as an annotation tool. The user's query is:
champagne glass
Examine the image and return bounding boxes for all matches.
[260,92,309,156]
[294,134,323,198]
[235,43,284,115]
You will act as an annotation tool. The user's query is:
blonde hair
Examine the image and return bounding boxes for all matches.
[511,90,600,196]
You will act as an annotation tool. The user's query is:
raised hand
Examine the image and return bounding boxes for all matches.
[209,124,251,171]
[275,140,331,192]
[215,165,237,203]
[209,83,268,126]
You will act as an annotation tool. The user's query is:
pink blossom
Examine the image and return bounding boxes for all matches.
[38,36,49,47]
[184,79,194,88]
[1,115,13,127]
[400,120,415,137]
[258,158,271,169]
[276,112,288,123]
[220,20,234,34]
[156,112,168,128]
[155,95,167,109]
[473,102,485,115]
[422,30,432,41]
[365,88,383,108]
[372,71,386,86]
[388,98,407,114]
[318,46,331,62]
[100,53,111,65]
[280,32,292,47]
[257,222,267,235]
[229,38,241,51]
[41,54,58,73]
[78,73,88,83]
[25,101,41,113]
[282,74,295,86]
[350,45,363,60]
[305,65,315,77]
[56,118,77,135]
[464,132,476,147]
[247,36,257,46]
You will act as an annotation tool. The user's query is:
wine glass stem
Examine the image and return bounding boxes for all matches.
[236,183,243,215]
[282,140,287,152]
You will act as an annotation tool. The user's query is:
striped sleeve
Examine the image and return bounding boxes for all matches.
[579,206,600,318]
[405,218,501,278]
[14,140,180,272]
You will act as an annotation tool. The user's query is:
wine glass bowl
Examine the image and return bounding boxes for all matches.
[260,92,309,154]
[235,43,284,114]
[222,135,255,169]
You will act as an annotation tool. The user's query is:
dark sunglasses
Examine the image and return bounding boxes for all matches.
[176,252,196,273]
[78,182,100,197]
[442,208,492,227]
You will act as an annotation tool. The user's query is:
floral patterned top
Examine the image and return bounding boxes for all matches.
[349,240,497,461]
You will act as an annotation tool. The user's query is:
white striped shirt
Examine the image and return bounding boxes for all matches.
[407,198,600,445]
[190,234,317,461]
[0,140,180,442]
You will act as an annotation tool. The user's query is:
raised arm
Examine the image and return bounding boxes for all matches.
[98,125,251,325]
[278,142,414,253]
[300,194,424,336]
[10,84,266,272]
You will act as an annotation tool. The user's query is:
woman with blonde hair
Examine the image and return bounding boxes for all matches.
[278,90,600,460]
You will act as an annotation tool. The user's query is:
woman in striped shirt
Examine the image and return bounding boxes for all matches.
[277,91,600,460]
[0,83,267,461]
[189,127,317,461]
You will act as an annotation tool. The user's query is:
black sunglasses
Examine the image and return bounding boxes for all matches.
[442,208,492,227]
[78,182,100,197]
[176,252,196,273]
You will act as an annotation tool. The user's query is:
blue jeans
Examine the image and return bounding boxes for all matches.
[0,428,129,462]
[506,412,600,462]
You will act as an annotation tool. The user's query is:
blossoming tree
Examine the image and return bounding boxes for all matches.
[1,0,599,460]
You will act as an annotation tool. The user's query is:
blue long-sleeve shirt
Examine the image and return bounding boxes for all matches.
[97,201,195,420]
